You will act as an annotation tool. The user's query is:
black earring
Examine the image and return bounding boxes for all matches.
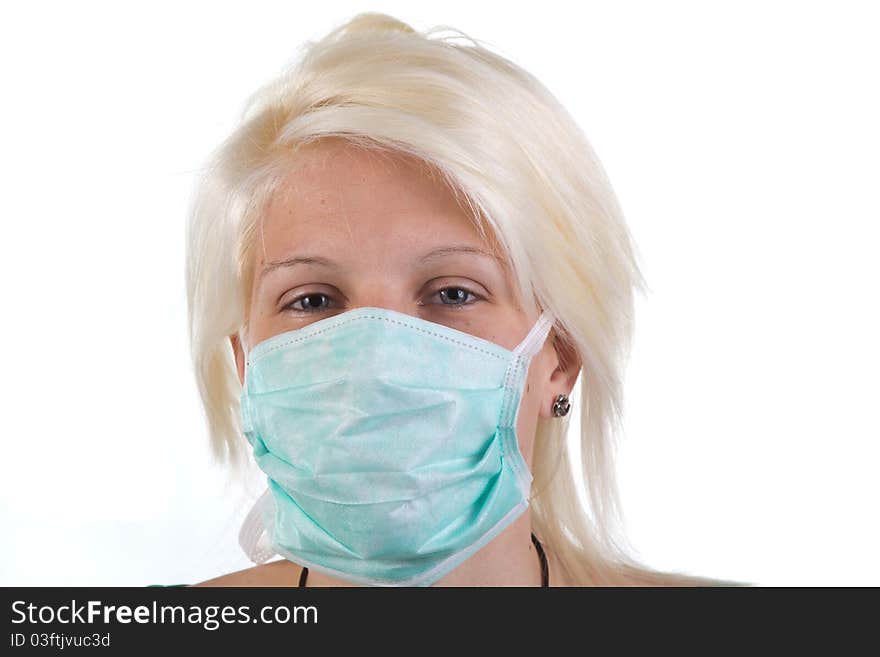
[552,394,571,417]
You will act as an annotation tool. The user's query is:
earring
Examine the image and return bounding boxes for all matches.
[552,393,571,417]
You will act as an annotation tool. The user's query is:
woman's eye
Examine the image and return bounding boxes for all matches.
[284,293,333,313]
[432,287,480,306]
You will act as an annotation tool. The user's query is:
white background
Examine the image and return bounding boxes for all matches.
[1,1,877,586]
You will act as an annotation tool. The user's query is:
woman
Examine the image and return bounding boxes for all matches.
[186,12,740,587]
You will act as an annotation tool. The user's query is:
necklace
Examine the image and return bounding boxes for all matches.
[298,532,549,587]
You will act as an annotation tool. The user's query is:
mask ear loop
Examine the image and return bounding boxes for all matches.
[238,489,277,564]
[513,311,555,359]
[512,311,572,502]
[238,329,250,385]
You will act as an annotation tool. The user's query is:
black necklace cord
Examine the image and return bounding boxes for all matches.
[531,532,550,588]
[298,533,549,588]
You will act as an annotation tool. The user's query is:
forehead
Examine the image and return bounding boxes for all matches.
[258,140,501,262]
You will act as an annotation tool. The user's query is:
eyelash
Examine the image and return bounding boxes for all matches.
[282,286,484,313]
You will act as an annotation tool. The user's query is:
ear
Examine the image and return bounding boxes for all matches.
[229,334,245,386]
[538,329,582,419]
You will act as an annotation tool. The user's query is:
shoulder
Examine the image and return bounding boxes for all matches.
[191,559,304,587]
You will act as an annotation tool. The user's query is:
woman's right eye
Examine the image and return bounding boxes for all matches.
[284,293,334,313]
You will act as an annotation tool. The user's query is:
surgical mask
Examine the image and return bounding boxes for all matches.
[237,306,554,586]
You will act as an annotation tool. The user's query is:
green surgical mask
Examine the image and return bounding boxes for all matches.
[238,306,554,586]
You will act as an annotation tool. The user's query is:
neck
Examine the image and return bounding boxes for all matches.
[302,513,544,587]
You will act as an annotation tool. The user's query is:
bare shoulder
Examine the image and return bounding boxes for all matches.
[192,559,303,587]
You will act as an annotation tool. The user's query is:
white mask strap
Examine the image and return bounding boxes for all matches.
[238,489,277,564]
[513,311,555,360]
[238,329,249,364]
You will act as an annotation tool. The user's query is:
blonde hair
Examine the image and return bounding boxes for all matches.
[186,12,742,586]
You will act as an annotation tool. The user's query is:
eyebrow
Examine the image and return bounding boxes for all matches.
[258,244,503,284]
[419,244,503,263]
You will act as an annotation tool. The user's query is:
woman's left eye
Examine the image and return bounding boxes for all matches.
[430,287,480,306]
